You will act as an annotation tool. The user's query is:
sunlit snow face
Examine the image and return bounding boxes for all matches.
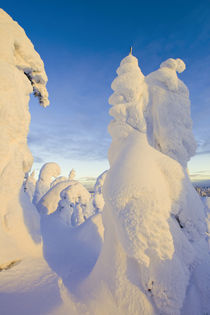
[108,54,148,140]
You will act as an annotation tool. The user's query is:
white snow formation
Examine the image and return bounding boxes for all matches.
[93,170,107,213]
[69,53,209,315]
[24,170,36,201]
[0,9,49,262]
[33,162,61,205]
[50,168,76,188]
[1,9,210,314]
[37,180,75,215]
[58,182,91,227]
[69,168,76,180]
[145,58,196,167]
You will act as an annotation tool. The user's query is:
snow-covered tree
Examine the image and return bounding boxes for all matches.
[145,58,196,167]
[69,168,76,180]
[93,170,107,213]
[50,169,76,188]
[50,176,69,188]
[75,52,209,315]
[56,187,75,226]
[0,9,49,262]
[24,170,36,201]
[57,182,91,227]
[33,162,61,205]
[37,180,75,215]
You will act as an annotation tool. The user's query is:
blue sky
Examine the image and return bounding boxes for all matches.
[1,0,210,183]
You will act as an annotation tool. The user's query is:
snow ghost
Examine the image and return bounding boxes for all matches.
[145,58,196,167]
[93,170,107,213]
[33,162,61,205]
[76,53,209,315]
[0,9,49,261]
[24,170,36,201]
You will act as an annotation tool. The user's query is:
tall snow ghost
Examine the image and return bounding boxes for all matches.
[145,58,196,167]
[0,9,49,261]
[77,53,209,315]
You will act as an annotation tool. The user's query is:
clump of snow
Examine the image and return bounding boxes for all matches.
[145,58,196,167]
[37,180,75,215]
[50,176,69,188]
[50,169,76,188]
[0,9,49,262]
[33,162,61,205]
[23,170,36,201]
[69,168,76,180]
[93,170,107,213]
[0,9,49,107]
[57,182,91,227]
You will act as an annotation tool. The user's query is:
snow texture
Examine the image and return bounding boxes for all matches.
[24,170,36,201]
[58,181,91,227]
[0,10,210,314]
[33,162,61,205]
[37,180,75,215]
[93,170,107,213]
[73,53,210,315]
[0,9,49,263]
[145,58,196,167]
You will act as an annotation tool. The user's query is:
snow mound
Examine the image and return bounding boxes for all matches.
[37,180,75,215]
[33,162,61,205]
[57,182,92,227]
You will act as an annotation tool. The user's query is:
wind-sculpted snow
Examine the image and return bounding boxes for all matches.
[0,10,209,313]
[70,53,210,315]
[50,169,76,188]
[0,9,49,107]
[37,180,75,215]
[33,162,61,205]
[24,170,36,201]
[93,170,107,213]
[58,182,92,226]
[0,9,49,262]
[145,58,196,167]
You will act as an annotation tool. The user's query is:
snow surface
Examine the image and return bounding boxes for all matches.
[145,58,196,167]
[24,170,36,201]
[0,9,49,263]
[56,181,92,226]
[68,53,209,315]
[93,170,107,213]
[0,9,210,315]
[37,180,75,215]
[33,162,61,205]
